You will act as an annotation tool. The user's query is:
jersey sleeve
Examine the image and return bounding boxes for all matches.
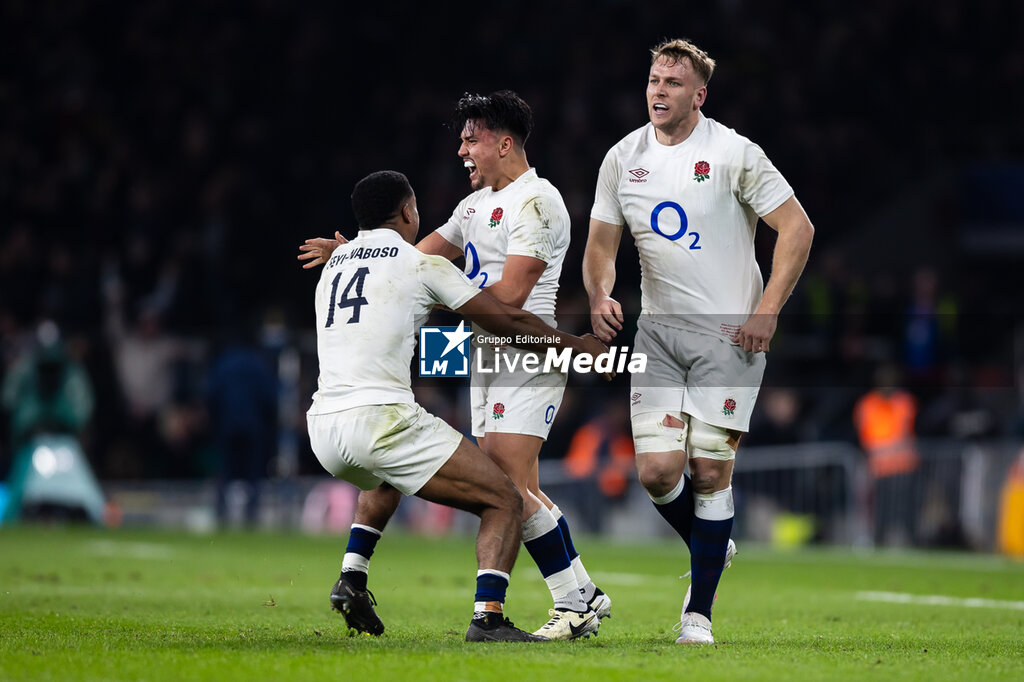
[590,147,624,226]
[505,194,566,263]
[736,139,794,217]
[417,254,479,310]
[435,200,468,250]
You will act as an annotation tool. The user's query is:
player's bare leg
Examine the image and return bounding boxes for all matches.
[528,459,611,619]
[330,485,402,634]
[354,485,402,531]
[634,413,738,645]
[636,450,690,498]
[480,432,598,639]
[417,437,523,572]
[416,436,546,642]
[676,422,740,644]
[634,414,695,551]
[340,485,402,585]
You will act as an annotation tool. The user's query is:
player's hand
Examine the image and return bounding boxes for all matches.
[297,231,346,269]
[579,333,615,381]
[735,313,777,353]
[590,296,623,343]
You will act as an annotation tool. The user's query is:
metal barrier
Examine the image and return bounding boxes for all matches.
[538,439,1022,549]
[94,439,1021,551]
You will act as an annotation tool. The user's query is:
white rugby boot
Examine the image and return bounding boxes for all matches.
[532,608,600,640]
[674,612,714,644]
[587,587,612,620]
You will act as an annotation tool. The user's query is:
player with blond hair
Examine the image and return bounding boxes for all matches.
[584,38,814,644]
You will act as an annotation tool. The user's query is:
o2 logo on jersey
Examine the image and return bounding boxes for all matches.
[650,201,701,250]
[419,321,472,377]
[464,241,489,288]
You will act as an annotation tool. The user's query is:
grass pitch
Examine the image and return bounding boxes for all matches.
[1,527,1022,681]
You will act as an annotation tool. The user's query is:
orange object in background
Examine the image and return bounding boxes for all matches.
[997,449,1024,557]
[565,419,635,498]
[854,388,920,478]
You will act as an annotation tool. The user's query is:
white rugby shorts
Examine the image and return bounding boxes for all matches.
[470,366,566,439]
[307,403,463,495]
[629,317,765,433]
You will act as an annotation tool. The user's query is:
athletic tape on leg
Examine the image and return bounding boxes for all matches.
[522,505,559,541]
[694,487,734,521]
[631,411,688,454]
[688,418,737,461]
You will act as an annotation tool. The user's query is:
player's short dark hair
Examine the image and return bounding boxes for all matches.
[450,90,533,147]
[350,170,413,229]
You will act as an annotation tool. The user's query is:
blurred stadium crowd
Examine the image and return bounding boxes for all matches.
[2,0,1022,500]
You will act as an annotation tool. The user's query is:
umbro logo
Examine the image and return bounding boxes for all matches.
[627,168,649,183]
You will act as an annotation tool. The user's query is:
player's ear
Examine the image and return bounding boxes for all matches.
[499,134,514,157]
[694,85,707,109]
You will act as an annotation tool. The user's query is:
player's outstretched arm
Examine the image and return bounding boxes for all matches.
[583,218,625,343]
[454,290,611,377]
[482,255,546,308]
[735,196,814,353]
[415,231,463,260]
[297,231,346,269]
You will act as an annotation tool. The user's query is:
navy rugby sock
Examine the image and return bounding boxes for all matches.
[687,488,734,620]
[650,474,694,549]
[473,569,510,615]
[551,505,597,603]
[522,506,587,612]
[341,524,382,590]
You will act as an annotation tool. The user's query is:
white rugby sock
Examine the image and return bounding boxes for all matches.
[549,504,597,602]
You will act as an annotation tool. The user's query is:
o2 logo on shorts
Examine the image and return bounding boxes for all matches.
[650,201,701,249]
[544,405,556,425]
[419,321,472,377]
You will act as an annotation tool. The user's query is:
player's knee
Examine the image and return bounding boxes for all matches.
[495,476,523,517]
[687,419,739,493]
[689,466,726,494]
[508,483,524,518]
[637,468,672,497]
[636,453,683,497]
[631,411,688,458]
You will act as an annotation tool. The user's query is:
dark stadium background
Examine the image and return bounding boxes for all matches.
[2,0,1022,508]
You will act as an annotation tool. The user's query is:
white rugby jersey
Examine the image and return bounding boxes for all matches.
[436,168,569,318]
[591,114,793,341]
[308,229,479,414]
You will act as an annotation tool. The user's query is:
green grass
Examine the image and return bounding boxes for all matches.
[1,527,1023,681]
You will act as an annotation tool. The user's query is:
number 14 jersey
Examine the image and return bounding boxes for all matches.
[591,114,793,341]
[308,228,479,415]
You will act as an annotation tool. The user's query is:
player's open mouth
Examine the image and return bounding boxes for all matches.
[652,103,669,113]
[465,159,477,180]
